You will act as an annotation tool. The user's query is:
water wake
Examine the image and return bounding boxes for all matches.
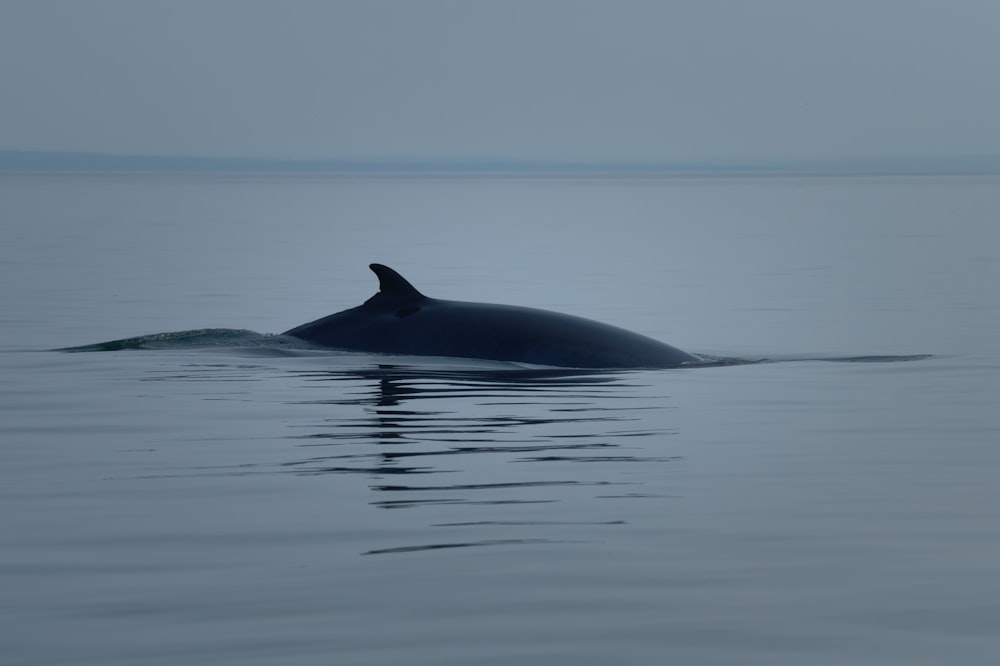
[55,329,933,367]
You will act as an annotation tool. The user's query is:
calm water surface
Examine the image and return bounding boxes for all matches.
[2,173,999,665]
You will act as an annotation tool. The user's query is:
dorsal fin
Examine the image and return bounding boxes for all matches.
[368,263,426,302]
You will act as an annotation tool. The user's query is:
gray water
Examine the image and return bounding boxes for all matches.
[2,173,999,665]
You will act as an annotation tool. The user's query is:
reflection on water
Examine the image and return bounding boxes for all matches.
[364,538,571,556]
[139,361,683,554]
[126,353,931,555]
[283,365,680,554]
[285,365,678,489]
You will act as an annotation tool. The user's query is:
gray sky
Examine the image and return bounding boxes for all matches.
[2,0,998,164]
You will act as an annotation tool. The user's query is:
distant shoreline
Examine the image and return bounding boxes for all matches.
[1,150,998,176]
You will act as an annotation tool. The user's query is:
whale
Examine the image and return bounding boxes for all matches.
[282,264,701,369]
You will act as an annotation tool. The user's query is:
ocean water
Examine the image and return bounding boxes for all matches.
[2,172,999,665]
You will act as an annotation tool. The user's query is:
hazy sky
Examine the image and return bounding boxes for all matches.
[2,0,998,163]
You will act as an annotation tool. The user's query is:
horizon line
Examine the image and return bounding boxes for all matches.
[1,149,999,176]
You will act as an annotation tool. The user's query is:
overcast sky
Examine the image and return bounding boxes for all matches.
[2,0,998,164]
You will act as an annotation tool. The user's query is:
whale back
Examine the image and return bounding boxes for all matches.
[283,264,700,369]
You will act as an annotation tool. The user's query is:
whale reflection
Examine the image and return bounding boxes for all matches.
[281,365,681,495]
[135,361,684,555]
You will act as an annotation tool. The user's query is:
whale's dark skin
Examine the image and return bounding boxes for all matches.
[283,264,702,369]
